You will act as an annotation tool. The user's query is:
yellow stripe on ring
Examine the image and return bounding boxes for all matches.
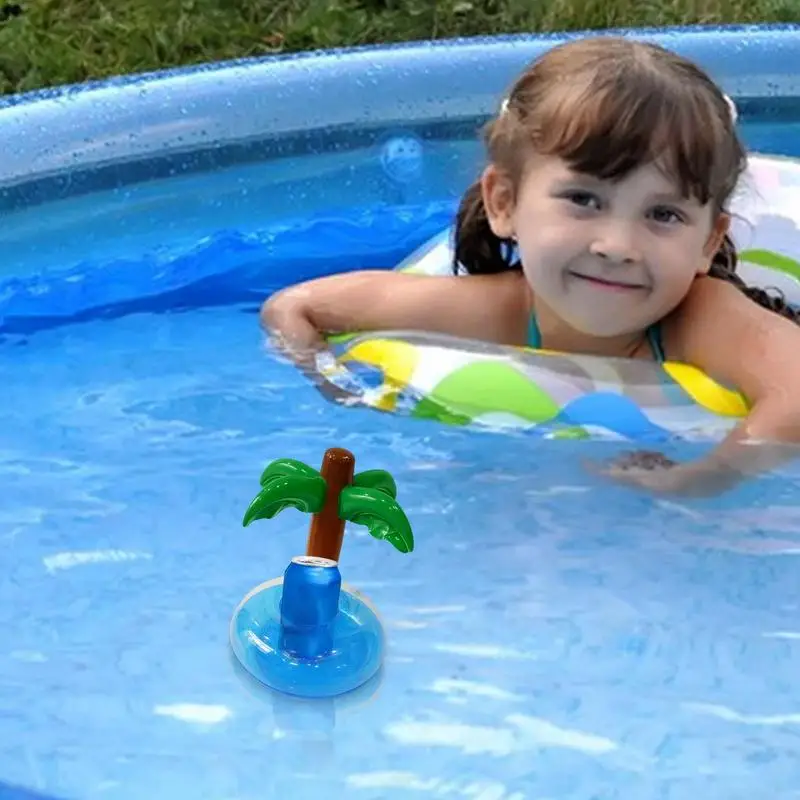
[663,361,749,417]
[340,339,420,411]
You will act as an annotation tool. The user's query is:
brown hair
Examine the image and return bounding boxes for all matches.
[454,36,799,323]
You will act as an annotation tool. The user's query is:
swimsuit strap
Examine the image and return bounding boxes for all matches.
[646,322,666,362]
[527,314,542,348]
[527,314,666,362]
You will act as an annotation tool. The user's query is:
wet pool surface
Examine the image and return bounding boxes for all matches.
[2,304,800,799]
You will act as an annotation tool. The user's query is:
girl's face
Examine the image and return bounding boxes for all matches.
[482,155,729,338]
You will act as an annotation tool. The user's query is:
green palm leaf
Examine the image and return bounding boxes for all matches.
[243,461,327,526]
[259,457,323,487]
[338,485,414,553]
[352,469,397,498]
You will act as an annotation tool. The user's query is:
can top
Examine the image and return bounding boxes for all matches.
[291,556,338,568]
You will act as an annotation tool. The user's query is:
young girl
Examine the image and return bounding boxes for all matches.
[263,36,800,496]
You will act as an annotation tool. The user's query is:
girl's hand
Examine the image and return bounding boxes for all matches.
[592,450,741,497]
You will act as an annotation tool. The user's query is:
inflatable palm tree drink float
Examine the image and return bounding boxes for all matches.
[229,447,414,697]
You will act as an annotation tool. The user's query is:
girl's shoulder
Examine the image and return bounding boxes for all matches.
[441,270,530,344]
[661,276,739,361]
[664,275,769,352]
[662,275,800,398]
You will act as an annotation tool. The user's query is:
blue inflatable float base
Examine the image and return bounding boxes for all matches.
[229,578,385,699]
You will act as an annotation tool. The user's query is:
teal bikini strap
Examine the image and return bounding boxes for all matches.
[528,313,666,361]
[646,322,666,362]
[527,315,542,348]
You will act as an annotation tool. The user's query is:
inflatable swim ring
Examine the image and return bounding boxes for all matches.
[316,153,800,441]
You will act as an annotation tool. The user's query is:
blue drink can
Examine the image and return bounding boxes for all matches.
[280,556,342,659]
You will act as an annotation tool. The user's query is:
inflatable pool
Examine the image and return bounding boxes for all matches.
[317,152,800,441]
[4,23,800,800]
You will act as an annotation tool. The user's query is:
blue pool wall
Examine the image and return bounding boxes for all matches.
[2,25,800,187]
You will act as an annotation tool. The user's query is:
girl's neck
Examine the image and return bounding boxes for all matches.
[529,290,653,360]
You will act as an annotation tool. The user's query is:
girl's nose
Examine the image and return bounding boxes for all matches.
[589,224,642,264]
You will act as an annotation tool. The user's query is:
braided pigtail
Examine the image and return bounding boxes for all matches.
[453,180,518,276]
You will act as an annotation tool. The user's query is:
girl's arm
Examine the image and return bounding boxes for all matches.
[261,269,527,365]
[662,275,800,490]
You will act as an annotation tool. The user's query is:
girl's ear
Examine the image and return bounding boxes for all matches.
[698,212,731,275]
[481,165,516,240]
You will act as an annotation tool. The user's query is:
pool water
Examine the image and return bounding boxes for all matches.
[3,110,800,798]
[3,302,800,799]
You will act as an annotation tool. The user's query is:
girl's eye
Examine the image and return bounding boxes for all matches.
[650,206,685,225]
[562,190,601,210]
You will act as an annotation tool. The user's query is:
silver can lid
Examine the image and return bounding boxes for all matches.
[291,555,338,568]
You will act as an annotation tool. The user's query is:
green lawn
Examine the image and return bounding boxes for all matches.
[1,0,799,95]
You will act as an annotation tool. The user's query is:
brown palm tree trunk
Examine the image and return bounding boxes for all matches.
[305,447,355,561]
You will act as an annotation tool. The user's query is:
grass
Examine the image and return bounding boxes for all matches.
[0,0,799,95]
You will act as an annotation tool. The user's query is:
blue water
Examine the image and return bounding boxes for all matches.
[3,47,800,800]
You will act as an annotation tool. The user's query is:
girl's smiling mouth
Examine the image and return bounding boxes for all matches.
[569,272,647,291]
